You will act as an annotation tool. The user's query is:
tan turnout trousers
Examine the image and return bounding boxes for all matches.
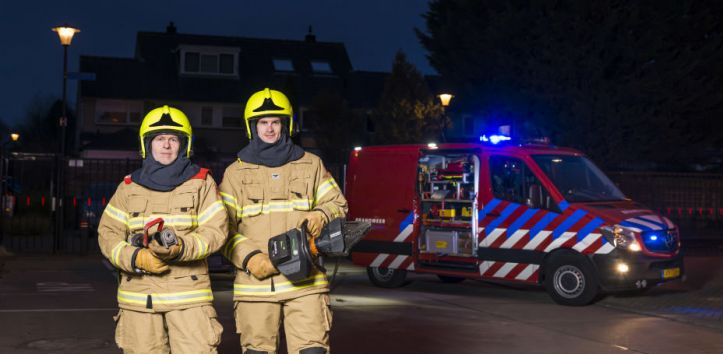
[114,305,223,354]
[234,293,332,354]
[220,152,347,354]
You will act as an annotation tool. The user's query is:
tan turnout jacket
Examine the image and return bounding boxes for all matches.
[98,169,228,313]
[220,152,348,302]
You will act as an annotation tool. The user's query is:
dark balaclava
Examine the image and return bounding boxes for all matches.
[131,133,201,191]
[236,118,305,167]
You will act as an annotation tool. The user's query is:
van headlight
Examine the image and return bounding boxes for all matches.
[601,226,641,252]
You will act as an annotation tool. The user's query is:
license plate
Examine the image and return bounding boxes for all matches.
[663,267,680,279]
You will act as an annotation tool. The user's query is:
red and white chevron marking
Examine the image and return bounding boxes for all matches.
[369,253,415,270]
[365,221,416,270]
[623,214,675,232]
[479,228,614,255]
[479,261,540,282]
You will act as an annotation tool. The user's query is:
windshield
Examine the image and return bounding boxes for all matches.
[531,155,626,202]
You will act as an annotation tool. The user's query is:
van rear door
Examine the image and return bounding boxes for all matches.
[346,147,419,258]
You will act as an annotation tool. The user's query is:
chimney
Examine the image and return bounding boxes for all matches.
[166,21,177,34]
[305,26,316,43]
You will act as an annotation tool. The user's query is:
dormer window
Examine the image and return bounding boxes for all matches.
[311,60,333,74]
[180,45,239,77]
[273,58,294,72]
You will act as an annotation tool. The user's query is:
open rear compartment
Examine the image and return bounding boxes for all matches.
[417,149,480,273]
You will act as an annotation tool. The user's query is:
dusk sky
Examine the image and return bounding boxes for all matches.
[0,0,434,127]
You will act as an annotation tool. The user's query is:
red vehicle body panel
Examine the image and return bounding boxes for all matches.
[347,143,682,290]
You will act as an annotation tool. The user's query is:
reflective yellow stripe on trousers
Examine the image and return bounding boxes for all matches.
[233,274,328,296]
[117,289,214,306]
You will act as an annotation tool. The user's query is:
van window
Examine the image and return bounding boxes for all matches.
[489,155,557,211]
[532,155,626,202]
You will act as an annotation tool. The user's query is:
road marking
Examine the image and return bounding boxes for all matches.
[36,282,94,292]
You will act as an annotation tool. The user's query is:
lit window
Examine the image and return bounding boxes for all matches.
[98,112,127,124]
[96,100,143,125]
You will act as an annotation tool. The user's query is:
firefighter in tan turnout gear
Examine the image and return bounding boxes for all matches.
[220,88,348,354]
[98,105,228,353]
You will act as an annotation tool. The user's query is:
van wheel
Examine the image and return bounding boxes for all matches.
[544,253,599,306]
[367,267,407,288]
[437,275,465,283]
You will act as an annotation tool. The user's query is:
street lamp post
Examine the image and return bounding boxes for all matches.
[0,133,20,252]
[437,93,454,142]
[52,25,79,253]
[52,25,79,149]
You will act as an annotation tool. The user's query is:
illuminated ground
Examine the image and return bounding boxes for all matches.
[1,252,721,353]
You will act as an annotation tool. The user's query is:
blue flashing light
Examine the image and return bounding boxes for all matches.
[480,134,511,144]
[649,235,658,241]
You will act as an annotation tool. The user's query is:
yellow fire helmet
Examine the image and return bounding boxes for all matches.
[138,105,193,158]
[243,88,294,139]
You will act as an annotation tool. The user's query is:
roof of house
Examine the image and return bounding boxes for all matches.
[80,28,353,104]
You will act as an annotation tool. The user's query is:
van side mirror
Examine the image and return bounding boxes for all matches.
[527,184,542,209]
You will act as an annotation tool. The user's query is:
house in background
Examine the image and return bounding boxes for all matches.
[77,22,372,160]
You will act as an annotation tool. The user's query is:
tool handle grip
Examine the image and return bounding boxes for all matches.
[143,217,165,247]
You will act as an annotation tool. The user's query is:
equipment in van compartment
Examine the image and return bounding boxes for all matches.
[424,229,458,254]
[422,229,474,255]
[419,153,478,223]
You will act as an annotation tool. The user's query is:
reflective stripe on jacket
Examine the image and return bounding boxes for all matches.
[98,173,228,312]
[220,152,348,302]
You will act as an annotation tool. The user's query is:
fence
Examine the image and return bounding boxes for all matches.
[2,155,720,254]
[2,156,234,254]
[608,172,723,241]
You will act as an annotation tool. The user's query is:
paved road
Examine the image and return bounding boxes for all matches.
[1,253,722,353]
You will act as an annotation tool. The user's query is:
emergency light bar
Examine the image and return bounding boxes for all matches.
[479,134,511,144]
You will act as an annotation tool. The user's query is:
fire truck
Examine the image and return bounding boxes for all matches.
[345,141,683,306]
